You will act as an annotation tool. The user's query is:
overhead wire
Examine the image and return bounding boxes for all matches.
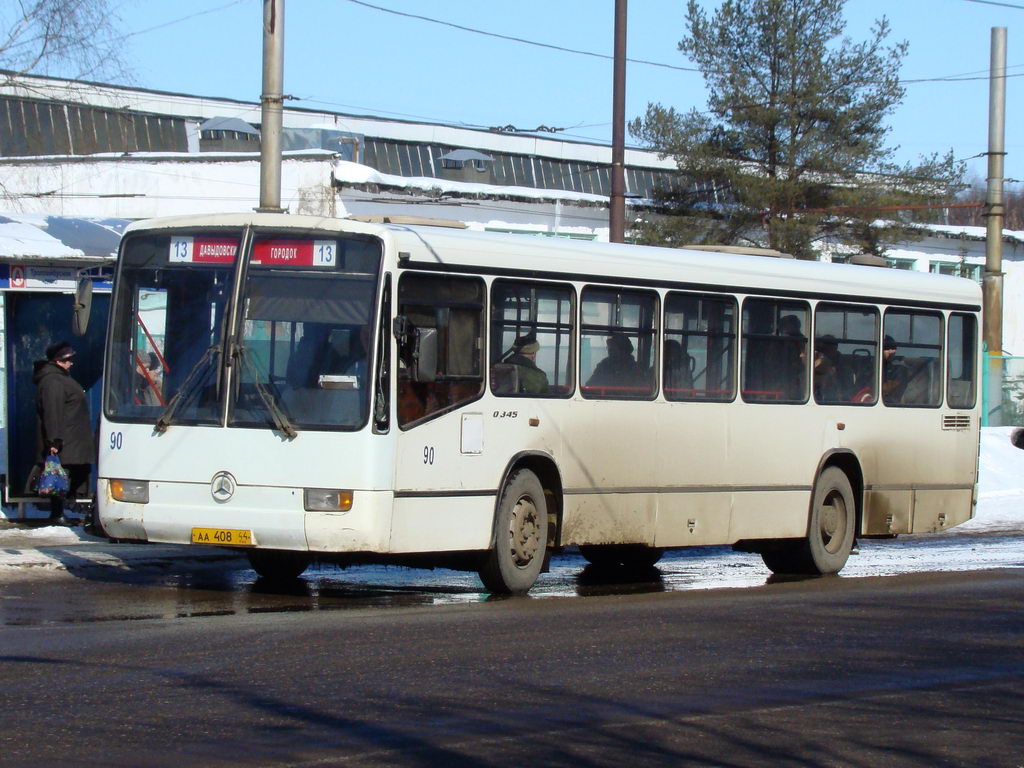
[342,0,702,73]
[961,0,1024,9]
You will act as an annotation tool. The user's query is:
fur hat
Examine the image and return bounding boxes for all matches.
[514,335,540,355]
[45,341,75,362]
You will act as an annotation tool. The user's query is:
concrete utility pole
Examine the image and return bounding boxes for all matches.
[984,26,1007,356]
[609,0,627,243]
[258,0,285,213]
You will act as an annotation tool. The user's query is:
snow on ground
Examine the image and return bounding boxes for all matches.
[964,426,1024,534]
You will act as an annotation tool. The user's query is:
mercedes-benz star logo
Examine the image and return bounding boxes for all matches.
[210,471,237,503]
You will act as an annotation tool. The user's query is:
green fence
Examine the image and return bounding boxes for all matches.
[982,355,1024,426]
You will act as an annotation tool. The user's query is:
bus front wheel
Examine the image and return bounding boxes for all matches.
[761,466,856,576]
[247,549,312,581]
[479,469,548,594]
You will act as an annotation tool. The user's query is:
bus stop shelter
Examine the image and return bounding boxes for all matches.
[0,214,127,513]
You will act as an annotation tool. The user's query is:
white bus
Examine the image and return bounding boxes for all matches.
[98,213,981,593]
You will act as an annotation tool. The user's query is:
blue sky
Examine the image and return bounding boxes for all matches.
[111,0,1023,186]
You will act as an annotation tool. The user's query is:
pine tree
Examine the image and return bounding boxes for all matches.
[629,0,963,259]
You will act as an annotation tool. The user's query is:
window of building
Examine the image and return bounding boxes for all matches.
[813,304,879,405]
[741,299,810,404]
[396,274,484,427]
[663,292,736,401]
[490,280,574,397]
[930,262,982,283]
[580,287,658,399]
[882,310,943,407]
[947,313,977,409]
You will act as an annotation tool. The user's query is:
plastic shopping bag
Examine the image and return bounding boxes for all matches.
[37,454,70,497]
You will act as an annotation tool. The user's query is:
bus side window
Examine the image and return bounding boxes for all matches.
[580,287,658,399]
[742,299,809,404]
[883,310,943,408]
[813,303,879,405]
[396,273,484,428]
[664,292,736,401]
[947,313,977,409]
[490,280,575,398]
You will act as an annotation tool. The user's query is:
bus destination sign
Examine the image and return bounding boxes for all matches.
[169,236,238,264]
[252,239,338,267]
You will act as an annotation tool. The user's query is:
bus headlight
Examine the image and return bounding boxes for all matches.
[110,479,149,504]
[304,488,353,512]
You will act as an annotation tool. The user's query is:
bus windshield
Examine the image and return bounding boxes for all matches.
[231,235,380,431]
[105,229,382,432]
[106,232,237,425]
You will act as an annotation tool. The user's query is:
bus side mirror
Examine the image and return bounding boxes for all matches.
[71,277,93,336]
[412,327,437,383]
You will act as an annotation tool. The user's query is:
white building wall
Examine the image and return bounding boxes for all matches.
[0,153,338,219]
[1002,243,1024,356]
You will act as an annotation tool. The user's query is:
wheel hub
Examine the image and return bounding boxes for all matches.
[508,495,540,567]
[820,491,846,551]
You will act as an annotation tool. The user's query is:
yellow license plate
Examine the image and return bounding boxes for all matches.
[191,527,254,547]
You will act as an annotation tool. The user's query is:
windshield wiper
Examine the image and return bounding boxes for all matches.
[154,345,220,433]
[237,345,298,439]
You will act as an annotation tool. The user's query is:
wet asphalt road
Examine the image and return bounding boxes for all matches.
[0,537,1022,766]
[1,568,1022,767]
[1,532,1023,624]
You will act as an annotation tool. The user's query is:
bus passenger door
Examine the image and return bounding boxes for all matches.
[391,272,491,553]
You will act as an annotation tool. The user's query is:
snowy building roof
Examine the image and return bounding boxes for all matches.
[0,214,129,262]
[892,221,1024,247]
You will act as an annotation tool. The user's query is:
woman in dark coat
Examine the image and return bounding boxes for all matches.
[34,340,96,526]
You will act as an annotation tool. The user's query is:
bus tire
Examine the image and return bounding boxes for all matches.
[580,544,663,569]
[479,469,547,594]
[761,466,855,575]
[247,549,311,581]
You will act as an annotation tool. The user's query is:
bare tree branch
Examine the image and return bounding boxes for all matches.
[0,0,130,83]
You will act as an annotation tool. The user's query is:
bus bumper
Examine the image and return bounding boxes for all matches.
[97,478,394,553]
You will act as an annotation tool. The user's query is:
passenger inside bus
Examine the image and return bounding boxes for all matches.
[587,332,642,392]
[812,335,842,402]
[493,334,549,394]
[882,335,909,404]
[776,314,807,400]
[663,338,694,394]
[134,352,164,406]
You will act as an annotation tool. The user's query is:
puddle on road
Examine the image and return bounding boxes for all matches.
[2,535,1022,626]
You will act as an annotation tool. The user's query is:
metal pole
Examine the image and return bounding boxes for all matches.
[258,0,285,213]
[983,26,1006,355]
[609,0,627,243]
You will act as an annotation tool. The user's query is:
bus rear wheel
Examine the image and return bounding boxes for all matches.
[579,544,664,569]
[761,466,856,576]
[479,469,548,594]
[247,549,312,581]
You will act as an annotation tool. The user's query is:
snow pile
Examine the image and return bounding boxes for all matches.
[965,426,1024,533]
[332,159,610,205]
